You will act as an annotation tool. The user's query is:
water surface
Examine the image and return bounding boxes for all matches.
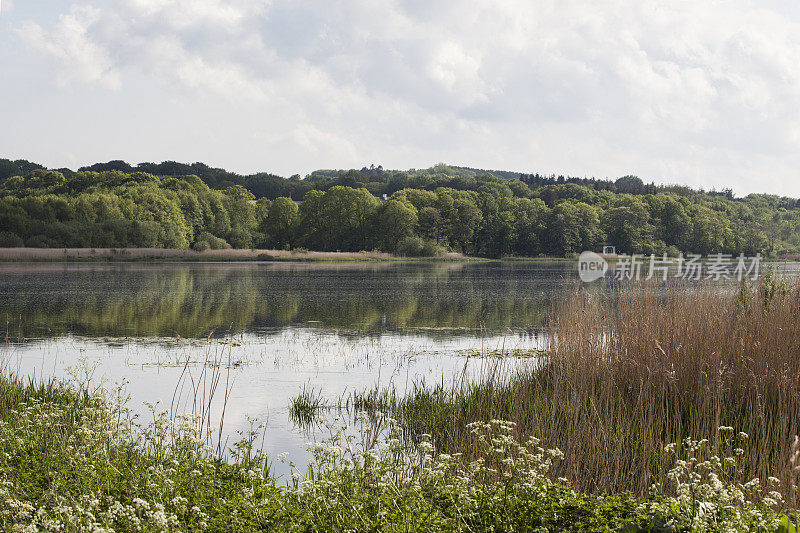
[5,260,795,475]
[0,261,575,475]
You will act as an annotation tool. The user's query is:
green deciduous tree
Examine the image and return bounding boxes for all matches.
[375,199,418,252]
[261,197,299,249]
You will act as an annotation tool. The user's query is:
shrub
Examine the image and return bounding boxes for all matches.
[192,240,210,252]
[396,236,444,257]
[396,236,424,256]
[420,239,446,257]
[0,231,24,247]
[192,231,231,251]
[25,234,56,248]
[226,229,253,249]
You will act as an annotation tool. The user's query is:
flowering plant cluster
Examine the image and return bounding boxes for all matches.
[0,376,796,532]
[637,429,789,532]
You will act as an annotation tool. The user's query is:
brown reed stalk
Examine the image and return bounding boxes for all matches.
[397,277,800,496]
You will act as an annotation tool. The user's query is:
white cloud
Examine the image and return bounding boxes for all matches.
[124,0,252,30]
[290,123,360,160]
[426,41,486,105]
[15,5,120,89]
[9,0,800,195]
[137,34,269,101]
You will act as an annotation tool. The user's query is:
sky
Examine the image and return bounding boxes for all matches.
[2,1,800,196]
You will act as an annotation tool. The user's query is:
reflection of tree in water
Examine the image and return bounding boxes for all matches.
[0,262,574,340]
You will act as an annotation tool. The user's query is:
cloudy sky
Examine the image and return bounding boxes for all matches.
[2,1,800,196]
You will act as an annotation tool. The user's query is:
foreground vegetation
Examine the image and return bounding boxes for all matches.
[3,273,800,530]
[359,276,800,505]
[3,158,800,257]
[0,374,796,532]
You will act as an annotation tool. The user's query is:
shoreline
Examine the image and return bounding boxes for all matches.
[0,247,477,263]
[0,248,791,264]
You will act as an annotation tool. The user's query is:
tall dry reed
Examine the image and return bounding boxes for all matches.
[396,276,800,497]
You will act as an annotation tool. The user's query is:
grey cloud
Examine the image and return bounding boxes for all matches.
[9,0,800,195]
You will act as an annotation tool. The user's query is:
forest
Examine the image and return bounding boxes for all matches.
[1,157,799,258]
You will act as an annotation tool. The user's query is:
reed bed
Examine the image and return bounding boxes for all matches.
[2,371,791,531]
[388,276,800,498]
[2,286,799,530]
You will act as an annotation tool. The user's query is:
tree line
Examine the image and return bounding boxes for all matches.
[1,158,799,257]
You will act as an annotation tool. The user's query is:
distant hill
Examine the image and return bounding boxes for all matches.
[1,157,799,257]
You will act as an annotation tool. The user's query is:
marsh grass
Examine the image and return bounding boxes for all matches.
[0,373,650,531]
[0,371,793,532]
[288,385,332,427]
[381,276,800,499]
[167,336,237,457]
[0,352,796,529]
[4,274,800,530]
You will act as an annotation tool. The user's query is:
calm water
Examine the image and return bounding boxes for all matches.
[0,261,575,339]
[0,261,578,476]
[3,260,796,476]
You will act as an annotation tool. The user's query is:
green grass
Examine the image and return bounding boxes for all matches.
[0,374,796,531]
[4,277,800,530]
[288,385,330,427]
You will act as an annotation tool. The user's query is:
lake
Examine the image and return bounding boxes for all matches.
[2,259,796,477]
[0,261,581,476]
